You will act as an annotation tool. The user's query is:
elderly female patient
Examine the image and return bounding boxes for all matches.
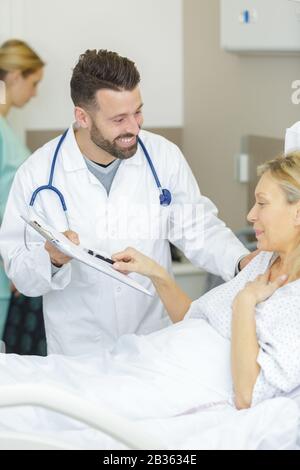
[0,152,300,425]
[112,151,300,409]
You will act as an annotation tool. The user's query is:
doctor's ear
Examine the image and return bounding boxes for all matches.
[74,107,90,129]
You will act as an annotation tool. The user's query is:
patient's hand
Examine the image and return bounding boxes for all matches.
[234,269,287,305]
[112,247,161,278]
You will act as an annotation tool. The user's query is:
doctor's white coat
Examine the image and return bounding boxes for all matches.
[0,127,248,355]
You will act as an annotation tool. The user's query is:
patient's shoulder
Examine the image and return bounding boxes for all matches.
[241,251,274,276]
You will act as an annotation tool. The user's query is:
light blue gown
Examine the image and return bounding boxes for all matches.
[0,115,30,338]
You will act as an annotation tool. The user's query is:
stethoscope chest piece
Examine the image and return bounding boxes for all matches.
[160,188,172,206]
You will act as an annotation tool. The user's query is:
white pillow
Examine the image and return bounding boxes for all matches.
[285,121,300,153]
[286,386,300,408]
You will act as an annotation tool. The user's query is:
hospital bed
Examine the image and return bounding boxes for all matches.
[0,384,162,450]
[0,382,299,450]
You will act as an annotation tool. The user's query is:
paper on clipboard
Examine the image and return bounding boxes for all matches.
[21,215,153,297]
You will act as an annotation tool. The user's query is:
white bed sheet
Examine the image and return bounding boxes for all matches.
[0,319,298,450]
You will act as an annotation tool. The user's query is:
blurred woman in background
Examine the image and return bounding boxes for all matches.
[0,39,45,353]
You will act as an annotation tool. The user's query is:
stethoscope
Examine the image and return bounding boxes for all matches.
[28,129,172,230]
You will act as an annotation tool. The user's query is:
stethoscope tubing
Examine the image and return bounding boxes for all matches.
[28,130,172,218]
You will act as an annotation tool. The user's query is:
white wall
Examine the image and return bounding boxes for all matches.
[0,0,183,130]
[184,0,300,231]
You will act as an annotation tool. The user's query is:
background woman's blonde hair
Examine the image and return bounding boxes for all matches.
[258,151,300,279]
[0,39,44,80]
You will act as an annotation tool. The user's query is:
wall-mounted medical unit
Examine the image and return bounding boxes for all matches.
[221,0,300,52]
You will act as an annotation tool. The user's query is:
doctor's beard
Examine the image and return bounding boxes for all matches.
[90,120,139,160]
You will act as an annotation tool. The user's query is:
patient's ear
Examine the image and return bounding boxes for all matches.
[295,205,300,226]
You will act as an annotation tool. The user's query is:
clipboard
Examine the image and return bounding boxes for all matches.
[21,215,153,297]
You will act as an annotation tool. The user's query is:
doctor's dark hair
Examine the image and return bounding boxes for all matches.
[70,49,140,109]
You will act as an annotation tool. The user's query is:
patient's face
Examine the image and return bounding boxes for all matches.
[247,171,300,253]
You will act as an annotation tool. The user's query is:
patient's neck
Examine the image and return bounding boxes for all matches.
[271,247,300,281]
[272,254,288,271]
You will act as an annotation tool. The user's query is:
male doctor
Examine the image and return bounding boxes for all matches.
[0,49,251,355]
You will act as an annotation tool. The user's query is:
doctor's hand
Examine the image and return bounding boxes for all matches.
[45,230,80,268]
[112,247,162,279]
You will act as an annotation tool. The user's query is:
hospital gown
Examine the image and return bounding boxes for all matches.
[185,250,300,405]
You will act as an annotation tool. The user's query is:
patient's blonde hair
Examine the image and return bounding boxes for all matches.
[258,151,300,280]
[0,39,44,80]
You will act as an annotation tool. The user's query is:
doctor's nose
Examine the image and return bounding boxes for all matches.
[125,116,142,136]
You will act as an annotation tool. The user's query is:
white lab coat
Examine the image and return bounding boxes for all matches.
[0,127,248,355]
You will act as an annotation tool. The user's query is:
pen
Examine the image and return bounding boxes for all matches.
[83,248,114,265]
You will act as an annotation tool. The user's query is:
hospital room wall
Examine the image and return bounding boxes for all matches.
[183,0,300,231]
[0,0,183,135]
